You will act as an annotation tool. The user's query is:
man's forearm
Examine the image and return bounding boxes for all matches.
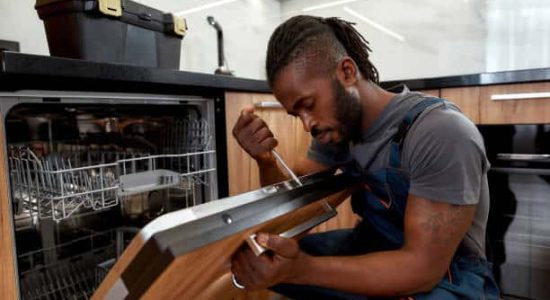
[257,159,288,186]
[291,249,443,297]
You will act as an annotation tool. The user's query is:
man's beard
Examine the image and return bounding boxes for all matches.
[311,80,363,143]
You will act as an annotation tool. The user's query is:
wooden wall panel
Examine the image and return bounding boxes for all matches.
[441,87,481,123]
[0,116,18,299]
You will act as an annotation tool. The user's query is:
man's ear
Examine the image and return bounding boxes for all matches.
[335,57,359,87]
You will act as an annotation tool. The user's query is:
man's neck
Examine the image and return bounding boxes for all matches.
[358,81,397,132]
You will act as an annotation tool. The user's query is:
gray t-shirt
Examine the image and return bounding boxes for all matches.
[308,87,490,258]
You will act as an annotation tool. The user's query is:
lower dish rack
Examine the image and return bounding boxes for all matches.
[9,147,216,221]
[18,227,137,300]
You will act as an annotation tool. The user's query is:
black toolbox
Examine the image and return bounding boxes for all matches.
[35,0,187,69]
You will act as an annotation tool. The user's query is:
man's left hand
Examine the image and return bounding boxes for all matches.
[231,233,306,290]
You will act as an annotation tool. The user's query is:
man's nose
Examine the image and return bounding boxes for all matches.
[299,113,315,132]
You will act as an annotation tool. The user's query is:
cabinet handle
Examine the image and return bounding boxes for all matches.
[253,101,283,108]
[245,201,336,256]
[491,92,550,101]
[497,153,550,161]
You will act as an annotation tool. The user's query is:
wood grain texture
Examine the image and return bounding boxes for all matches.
[0,115,18,299]
[92,236,145,300]
[479,82,550,124]
[441,87,481,123]
[225,92,256,195]
[94,199,336,300]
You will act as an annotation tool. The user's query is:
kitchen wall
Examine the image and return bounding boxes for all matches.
[0,0,549,81]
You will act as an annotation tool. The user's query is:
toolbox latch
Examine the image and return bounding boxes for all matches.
[173,15,188,37]
[99,0,122,17]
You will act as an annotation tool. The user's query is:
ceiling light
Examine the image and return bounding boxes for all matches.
[176,0,239,16]
[302,0,358,12]
[343,7,406,42]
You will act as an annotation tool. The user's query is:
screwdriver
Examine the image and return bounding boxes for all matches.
[271,149,303,186]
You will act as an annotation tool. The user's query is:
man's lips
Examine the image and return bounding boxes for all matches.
[316,130,332,143]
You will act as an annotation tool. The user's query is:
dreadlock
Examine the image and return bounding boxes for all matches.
[266,15,379,86]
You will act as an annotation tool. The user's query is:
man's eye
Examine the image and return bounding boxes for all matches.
[303,99,314,108]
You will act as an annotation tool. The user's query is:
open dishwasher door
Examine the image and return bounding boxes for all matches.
[93,171,359,300]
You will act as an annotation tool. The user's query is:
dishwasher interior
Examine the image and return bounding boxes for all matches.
[3,94,219,299]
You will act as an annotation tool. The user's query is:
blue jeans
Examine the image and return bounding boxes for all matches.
[271,226,500,300]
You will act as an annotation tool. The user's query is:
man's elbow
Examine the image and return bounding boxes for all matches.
[409,262,449,294]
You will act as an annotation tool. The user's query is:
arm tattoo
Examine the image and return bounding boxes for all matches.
[420,205,465,245]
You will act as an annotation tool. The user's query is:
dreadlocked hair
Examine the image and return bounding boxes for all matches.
[266,15,379,86]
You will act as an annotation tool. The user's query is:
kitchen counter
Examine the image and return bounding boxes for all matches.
[2,51,550,94]
[380,68,550,91]
[0,52,271,96]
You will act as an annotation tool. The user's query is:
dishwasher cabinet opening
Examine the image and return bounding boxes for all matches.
[4,99,219,300]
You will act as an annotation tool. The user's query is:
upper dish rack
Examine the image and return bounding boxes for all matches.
[8,116,216,221]
[9,146,216,221]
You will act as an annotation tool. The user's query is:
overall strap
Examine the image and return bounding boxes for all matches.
[389,97,446,169]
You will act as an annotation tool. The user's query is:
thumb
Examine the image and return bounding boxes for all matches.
[257,233,299,258]
[241,105,255,116]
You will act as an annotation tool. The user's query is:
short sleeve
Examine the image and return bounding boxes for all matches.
[403,106,489,205]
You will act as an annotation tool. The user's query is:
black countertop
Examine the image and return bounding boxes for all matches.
[380,68,550,91]
[0,52,271,96]
[2,52,550,95]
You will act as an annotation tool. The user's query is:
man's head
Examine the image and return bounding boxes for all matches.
[265,15,379,144]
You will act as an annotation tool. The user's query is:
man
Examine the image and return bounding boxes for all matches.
[231,15,499,299]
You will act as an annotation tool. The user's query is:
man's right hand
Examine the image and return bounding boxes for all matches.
[232,106,277,164]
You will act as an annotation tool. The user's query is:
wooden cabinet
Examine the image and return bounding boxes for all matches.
[441,87,481,123]
[479,82,550,124]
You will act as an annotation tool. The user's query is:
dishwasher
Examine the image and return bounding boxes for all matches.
[2,91,219,299]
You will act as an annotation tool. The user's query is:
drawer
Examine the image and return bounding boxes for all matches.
[480,82,550,124]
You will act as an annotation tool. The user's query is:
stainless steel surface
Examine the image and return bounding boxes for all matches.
[8,148,216,221]
[271,149,302,186]
[491,92,550,101]
[246,201,336,256]
[497,153,550,161]
[253,101,283,108]
[491,167,550,175]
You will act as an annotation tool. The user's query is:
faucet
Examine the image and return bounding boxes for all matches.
[207,16,233,76]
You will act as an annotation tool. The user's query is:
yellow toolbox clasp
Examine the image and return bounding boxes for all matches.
[99,0,122,17]
[173,15,188,37]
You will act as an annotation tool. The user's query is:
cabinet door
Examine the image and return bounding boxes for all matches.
[480,82,550,124]
[441,87,480,123]
[225,92,256,195]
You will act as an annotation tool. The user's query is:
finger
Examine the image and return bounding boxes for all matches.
[241,105,255,115]
[254,127,274,142]
[234,249,257,286]
[259,137,278,151]
[248,117,268,135]
[256,233,299,258]
[233,111,258,132]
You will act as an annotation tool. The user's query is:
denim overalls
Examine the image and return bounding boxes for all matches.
[272,98,500,300]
